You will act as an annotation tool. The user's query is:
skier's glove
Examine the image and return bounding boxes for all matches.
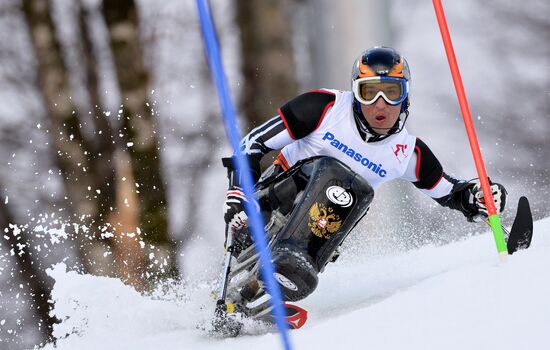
[466,181,507,219]
[223,186,259,230]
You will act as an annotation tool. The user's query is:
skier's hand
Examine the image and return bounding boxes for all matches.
[469,182,507,217]
[223,187,259,230]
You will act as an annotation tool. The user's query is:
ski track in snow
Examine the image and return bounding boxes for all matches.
[41,217,550,350]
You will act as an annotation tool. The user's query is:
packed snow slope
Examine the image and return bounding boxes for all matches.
[42,217,550,350]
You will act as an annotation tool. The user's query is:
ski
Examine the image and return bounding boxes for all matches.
[506,196,533,254]
[210,299,308,337]
[249,299,309,330]
[283,302,308,329]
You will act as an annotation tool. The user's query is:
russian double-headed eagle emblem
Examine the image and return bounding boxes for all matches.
[308,202,342,239]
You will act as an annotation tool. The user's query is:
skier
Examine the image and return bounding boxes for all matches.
[220,46,507,324]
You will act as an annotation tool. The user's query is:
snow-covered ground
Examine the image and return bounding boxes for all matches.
[42,216,550,350]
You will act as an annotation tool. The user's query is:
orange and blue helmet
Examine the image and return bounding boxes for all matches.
[351,47,411,138]
[351,46,411,109]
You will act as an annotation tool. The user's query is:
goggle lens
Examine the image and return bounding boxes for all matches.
[360,81,402,101]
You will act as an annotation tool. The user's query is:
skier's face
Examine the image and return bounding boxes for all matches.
[360,97,402,134]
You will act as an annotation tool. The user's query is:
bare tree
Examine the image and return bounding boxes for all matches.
[21,0,106,270]
[235,0,298,128]
[101,0,178,278]
[74,0,152,288]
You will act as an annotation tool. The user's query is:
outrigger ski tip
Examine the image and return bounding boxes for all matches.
[506,196,533,255]
[210,301,243,337]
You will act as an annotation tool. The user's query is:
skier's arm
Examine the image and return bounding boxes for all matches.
[223,90,336,186]
[222,115,292,186]
[402,138,483,220]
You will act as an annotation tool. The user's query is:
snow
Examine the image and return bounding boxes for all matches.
[42,217,550,350]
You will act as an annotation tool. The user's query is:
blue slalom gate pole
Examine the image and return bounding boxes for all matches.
[195,1,292,349]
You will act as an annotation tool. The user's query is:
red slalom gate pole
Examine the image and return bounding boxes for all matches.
[432,0,508,261]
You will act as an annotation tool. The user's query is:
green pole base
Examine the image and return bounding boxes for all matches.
[488,214,508,260]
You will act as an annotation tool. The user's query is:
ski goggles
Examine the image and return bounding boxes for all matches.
[352,76,409,105]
